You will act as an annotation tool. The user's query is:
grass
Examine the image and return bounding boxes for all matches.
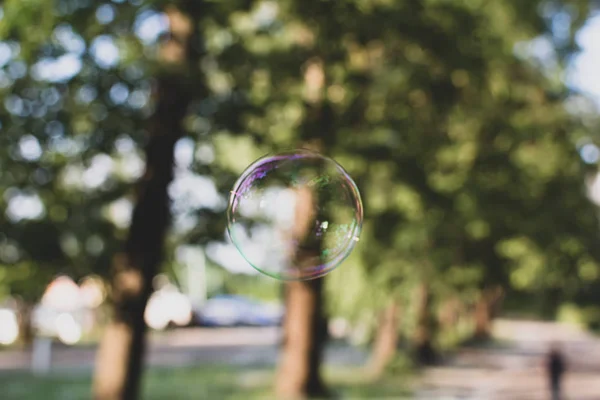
[0,365,413,400]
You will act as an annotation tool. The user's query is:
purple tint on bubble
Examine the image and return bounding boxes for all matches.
[229,156,286,214]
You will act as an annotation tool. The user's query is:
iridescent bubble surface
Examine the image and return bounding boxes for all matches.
[227,149,363,281]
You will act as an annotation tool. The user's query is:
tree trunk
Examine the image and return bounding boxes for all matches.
[17,301,35,347]
[275,142,330,399]
[474,297,491,340]
[276,279,329,399]
[369,299,401,377]
[93,6,199,400]
[438,297,459,332]
[473,286,504,340]
[412,282,436,366]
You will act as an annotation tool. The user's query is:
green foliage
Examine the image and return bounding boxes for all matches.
[0,0,154,300]
[1,0,599,336]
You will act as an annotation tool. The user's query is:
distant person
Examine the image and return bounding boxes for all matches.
[546,343,566,400]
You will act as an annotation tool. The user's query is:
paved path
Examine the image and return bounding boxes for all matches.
[0,327,367,373]
[415,319,600,399]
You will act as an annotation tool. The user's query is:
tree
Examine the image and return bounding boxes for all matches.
[93,3,205,399]
[369,298,401,376]
[0,0,133,342]
[206,3,342,396]
[275,141,332,397]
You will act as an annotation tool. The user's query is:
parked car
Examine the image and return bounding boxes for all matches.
[247,301,284,327]
[194,295,283,327]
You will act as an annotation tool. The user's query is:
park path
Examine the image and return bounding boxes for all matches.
[0,327,367,373]
[415,319,600,400]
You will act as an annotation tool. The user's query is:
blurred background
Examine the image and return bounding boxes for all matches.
[2,0,600,399]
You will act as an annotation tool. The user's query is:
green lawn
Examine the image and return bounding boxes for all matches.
[0,366,413,400]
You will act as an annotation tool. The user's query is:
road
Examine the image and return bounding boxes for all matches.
[0,327,367,373]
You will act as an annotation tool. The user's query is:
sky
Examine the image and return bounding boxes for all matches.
[568,13,600,105]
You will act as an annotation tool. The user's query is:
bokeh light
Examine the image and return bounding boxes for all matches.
[55,313,82,345]
[0,309,19,346]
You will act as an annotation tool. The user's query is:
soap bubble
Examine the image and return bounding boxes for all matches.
[227,149,363,281]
